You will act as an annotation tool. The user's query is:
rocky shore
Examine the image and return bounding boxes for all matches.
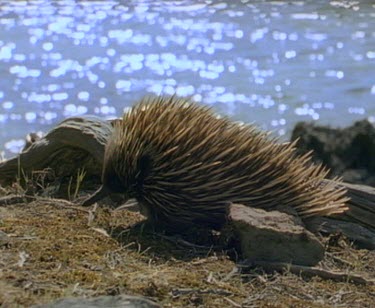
[292,119,375,186]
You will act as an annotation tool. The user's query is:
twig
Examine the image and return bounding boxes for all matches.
[171,288,232,297]
[325,252,355,267]
[87,203,98,225]
[31,196,90,213]
[0,195,25,206]
[154,233,214,249]
[224,297,242,307]
[0,193,89,213]
[114,199,139,211]
[41,202,90,213]
[91,227,110,238]
[243,260,374,285]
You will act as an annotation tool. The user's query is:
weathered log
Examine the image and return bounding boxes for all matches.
[322,180,375,232]
[0,116,113,185]
[306,216,375,250]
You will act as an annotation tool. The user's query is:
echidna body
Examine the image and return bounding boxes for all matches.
[83,96,348,228]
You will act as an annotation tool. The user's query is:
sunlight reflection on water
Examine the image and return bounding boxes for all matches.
[0,0,374,154]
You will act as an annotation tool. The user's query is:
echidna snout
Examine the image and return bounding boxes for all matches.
[81,150,153,208]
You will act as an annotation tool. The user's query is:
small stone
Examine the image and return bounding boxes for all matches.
[227,203,325,266]
[0,230,11,246]
[33,295,161,308]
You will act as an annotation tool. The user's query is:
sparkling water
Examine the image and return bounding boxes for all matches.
[0,0,374,156]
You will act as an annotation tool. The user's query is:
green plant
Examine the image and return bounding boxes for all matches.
[68,168,86,201]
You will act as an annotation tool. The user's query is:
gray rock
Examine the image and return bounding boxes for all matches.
[291,120,375,186]
[0,230,11,246]
[227,203,325,266]
[34,295,161,308]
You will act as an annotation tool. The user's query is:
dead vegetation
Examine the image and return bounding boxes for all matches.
[0,185,374,307]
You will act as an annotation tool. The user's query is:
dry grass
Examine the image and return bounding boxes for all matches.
[0,193,374,307]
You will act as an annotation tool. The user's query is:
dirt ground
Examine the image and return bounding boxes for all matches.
[0,194,374,308]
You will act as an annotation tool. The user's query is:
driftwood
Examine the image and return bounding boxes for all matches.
[306,216,375,250]
[0,116,374,248]
[304,181,375,249]
[340,181,375,229]
[0,116,113,185]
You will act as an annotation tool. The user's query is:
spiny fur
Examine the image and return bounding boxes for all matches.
[101,96,348,227]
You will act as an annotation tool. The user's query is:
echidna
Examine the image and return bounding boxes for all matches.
[82,96,348,228]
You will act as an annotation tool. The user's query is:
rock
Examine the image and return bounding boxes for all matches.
[33,295,161,308]
[0,230,11,246]
[291,120,375,186]
[226,203,325,266]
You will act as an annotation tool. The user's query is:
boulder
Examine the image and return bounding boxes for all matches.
[291,120,375,186]
[226,204,325,266]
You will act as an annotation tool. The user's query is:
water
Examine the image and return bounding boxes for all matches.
[0,0,374,156]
